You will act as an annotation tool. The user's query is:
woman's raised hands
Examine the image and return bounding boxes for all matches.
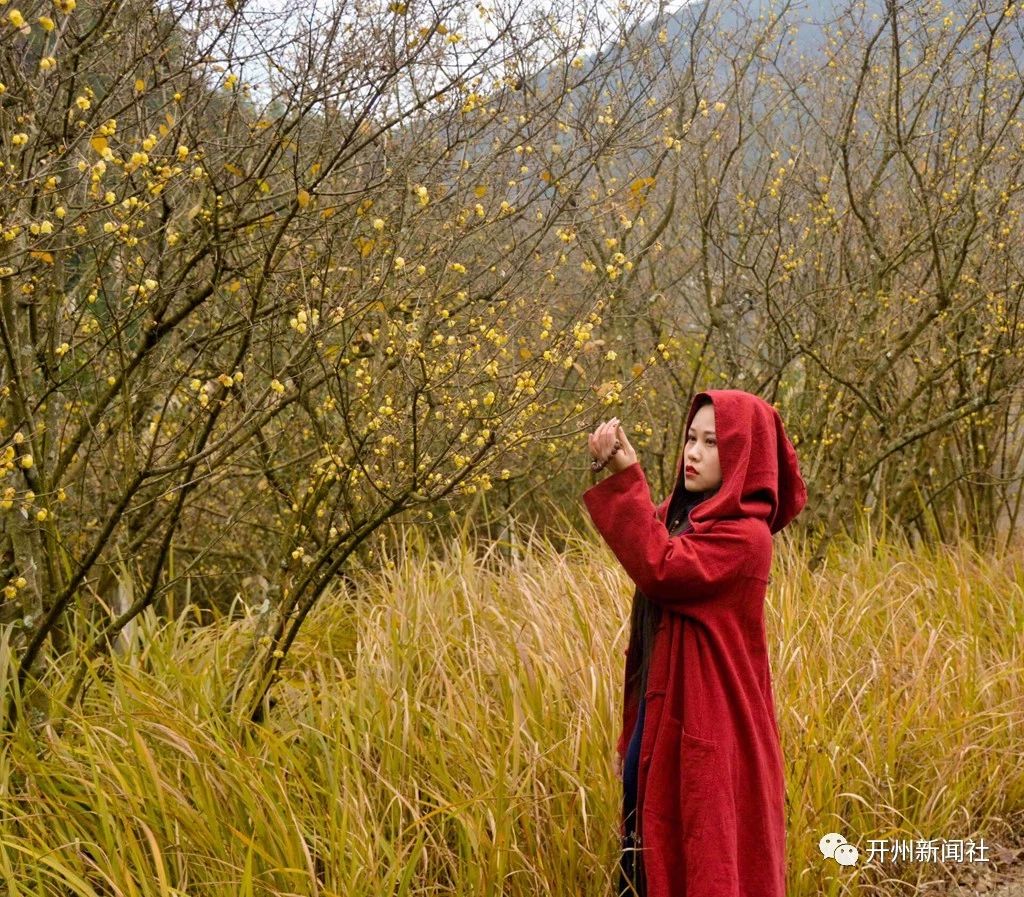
[588,417,638,475]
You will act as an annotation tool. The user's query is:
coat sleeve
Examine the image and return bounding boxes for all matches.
[582,461,762,609]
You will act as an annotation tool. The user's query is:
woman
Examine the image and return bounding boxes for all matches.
[583,390,807,897]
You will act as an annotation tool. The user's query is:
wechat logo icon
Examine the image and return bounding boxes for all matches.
[820,832,859,866]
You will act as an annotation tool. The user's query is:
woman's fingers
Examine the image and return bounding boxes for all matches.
[589,418,623,462]
[616,423,632,453]
[602,420,619,455]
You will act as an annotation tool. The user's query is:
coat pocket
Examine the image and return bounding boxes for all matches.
[681,728,740,896]
[642,716,723,894]
[678,728,718,845]
[645,714,719,825]
[643,713,682,821]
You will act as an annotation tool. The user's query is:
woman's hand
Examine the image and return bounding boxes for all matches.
[588,417,638,474]
[613,751,624,782]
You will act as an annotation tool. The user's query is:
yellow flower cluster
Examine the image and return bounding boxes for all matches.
[289,308,319,333]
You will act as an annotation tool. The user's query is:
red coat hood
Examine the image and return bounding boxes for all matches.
[672,389,807,535]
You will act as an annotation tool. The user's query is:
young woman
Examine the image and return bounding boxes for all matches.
[583,389,807,897]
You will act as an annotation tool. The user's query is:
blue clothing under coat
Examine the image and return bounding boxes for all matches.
[618,691,647,896]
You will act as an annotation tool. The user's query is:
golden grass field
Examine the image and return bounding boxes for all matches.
[1,519,1022,896]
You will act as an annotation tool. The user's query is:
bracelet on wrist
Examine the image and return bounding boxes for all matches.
[591,440,622,472]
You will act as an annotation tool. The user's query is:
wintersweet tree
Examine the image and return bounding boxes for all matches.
[0,0,693,723]
[588,0,1024,554]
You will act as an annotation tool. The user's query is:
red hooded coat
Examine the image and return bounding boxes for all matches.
[581,389,807,897]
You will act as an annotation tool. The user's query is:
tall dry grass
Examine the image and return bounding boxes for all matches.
[1,519,1022,896]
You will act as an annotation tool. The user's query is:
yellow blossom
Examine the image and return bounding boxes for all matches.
[7,9,26,27]
[11,133,28,147]
[38,15,54,29]
[75,95,90,110]
[19,455,33,468]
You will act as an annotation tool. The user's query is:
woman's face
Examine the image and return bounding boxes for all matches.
[682,403,722,493]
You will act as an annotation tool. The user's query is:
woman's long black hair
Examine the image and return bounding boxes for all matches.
[626,401,717,700]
